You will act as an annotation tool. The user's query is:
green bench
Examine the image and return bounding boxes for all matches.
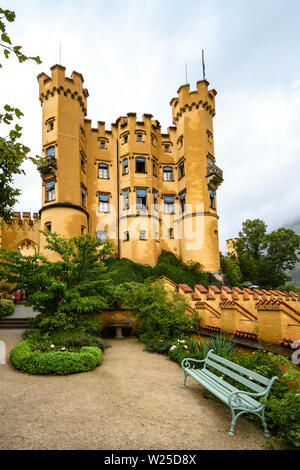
[181,349,278,437]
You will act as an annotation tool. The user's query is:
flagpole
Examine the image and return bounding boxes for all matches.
[202,50,206,80]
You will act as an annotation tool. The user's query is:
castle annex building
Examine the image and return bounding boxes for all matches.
[0,64,224,272]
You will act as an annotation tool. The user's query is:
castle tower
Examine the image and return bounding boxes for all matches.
[37,65,89,258]
[170,80,223,272]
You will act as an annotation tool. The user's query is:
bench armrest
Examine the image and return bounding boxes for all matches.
[228,376,279,410]
[181,357,205,370]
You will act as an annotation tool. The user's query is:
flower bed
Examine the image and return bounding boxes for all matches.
[234,330,257,341]
[10,340,103,375]
[278,338,300,349]
[204,325,221,333]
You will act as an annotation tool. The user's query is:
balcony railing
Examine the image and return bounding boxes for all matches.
[207,163,223,188]
[38,156,57,179]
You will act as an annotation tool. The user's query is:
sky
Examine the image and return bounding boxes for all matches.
[1,0,300,253]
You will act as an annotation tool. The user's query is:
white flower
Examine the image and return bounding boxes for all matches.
[248,377,253,381]
[50,344,55,349]
[170,345,176,351]
[184,345,188,349]
[61,347,66,351]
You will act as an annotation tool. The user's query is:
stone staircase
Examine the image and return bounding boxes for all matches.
[0,317,30,329]
[0,301,37,329]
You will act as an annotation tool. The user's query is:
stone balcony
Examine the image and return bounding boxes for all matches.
[207,163,223,189]
[37,156,57,179]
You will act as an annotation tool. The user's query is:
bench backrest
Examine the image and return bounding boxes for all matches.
[204,350,271,394]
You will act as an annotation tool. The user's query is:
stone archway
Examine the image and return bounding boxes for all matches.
[16,239,39,256]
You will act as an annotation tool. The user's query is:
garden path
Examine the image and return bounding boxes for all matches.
[0,330,269,450]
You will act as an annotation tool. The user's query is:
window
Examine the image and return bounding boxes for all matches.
[99,193,110,213]
[81,186,87,207]
[81,226,86,235]
[46,118,55,132]
[179,161,185,178]
[164,144,170,153]
[136,188,147,209]
[164,196,174,214]
[123,158,129,175]
[137,134,143,142]
[139,230,147,240]
[208,156,214,166]
[96,231,107,242]
[123,189,129,210]
[135,157,146,173]
[163,167,173,181]
[209,188,215,209]
[46,181,55,202]
[81,153,86,172]
[46,146,55,158]
[100,141,106,150]
[177,135,183,149]
[152,160,157,177]
[179,191,186,212]
[153,189,158,210]
[207,130,213,143]
[167,228,174,239]
[124,231,130,241]
[44,222,52,232]
[123,135,128,144]
[98,163,109,179]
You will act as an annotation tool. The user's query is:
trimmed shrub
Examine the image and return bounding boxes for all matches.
[0,299,15,317]
[10,340,103,375]
[144,338,174,355]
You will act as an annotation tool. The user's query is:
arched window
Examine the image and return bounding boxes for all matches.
[46,146,55,158]
[136,189,147,209]
[46,181,55,202]
[164,196,174,214]
[135,157,146,173]
[179,161,185,179]
[123,158,129,175]
[163,167,173,181]
[99,193,110,213]
[98,163,109,179]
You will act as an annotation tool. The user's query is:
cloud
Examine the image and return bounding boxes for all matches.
[216,83,300,251]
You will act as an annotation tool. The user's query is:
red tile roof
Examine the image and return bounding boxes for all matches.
[209,285,222,293]
[195,285,208,294]
[178,284,193,293]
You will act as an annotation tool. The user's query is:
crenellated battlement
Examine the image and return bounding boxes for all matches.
[170,80,217,124]
[38,64,89,115]
[5,212,40,228]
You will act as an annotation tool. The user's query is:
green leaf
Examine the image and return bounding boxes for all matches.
[1,32,11,44]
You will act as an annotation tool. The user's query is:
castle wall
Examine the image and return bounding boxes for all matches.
[0,213,40,253]
[35,65,223,271]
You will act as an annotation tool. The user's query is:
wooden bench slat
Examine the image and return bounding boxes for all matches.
[205,358,266,394]
[207,352,271,386]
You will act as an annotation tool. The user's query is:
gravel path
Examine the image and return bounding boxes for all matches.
[0,330,269,450]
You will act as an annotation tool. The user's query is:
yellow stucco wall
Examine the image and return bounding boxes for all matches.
[33,65,223,272]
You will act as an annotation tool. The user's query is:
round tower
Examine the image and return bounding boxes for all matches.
[170,80,223,273]
[37,65,89,259]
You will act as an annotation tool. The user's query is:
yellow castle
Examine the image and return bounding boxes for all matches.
[0,64,223,273]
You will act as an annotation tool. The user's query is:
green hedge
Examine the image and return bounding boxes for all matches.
[0,299,15,317]
[10,340,103,375]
